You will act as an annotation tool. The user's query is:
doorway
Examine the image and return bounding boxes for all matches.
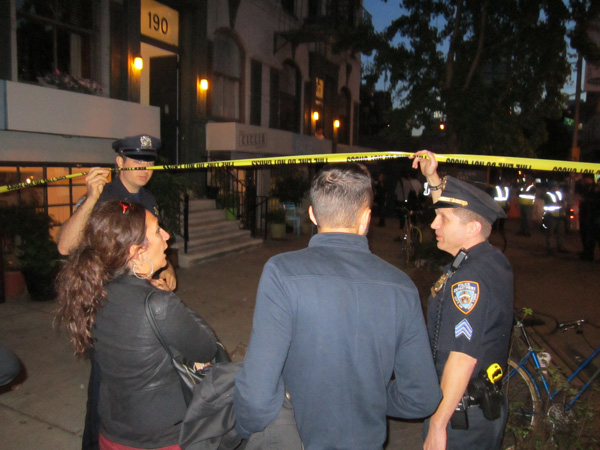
[141,43,179,164]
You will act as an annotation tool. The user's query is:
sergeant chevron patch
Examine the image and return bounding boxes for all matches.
[455,319,473,340]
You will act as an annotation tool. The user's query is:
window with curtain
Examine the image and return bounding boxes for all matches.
[212,33,241,121]
[16,0,94,83]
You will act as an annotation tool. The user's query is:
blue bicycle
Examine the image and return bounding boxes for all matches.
[503,316,600,447]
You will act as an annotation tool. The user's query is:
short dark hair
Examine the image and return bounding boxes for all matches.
[310,163,373,228]
[454,208,492,238]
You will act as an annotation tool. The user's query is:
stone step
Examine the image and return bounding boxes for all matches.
[188,209,228,225]
[186,218,241,237]
[184,228,253,250]
[188,198,217,211]
[177,236,263,267]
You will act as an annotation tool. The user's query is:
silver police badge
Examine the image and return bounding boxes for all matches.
[451,281,480,314]
[140,135,152,148]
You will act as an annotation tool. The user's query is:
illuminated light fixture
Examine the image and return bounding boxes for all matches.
[312,111,319,121]
[333,119,340,129]
[199,79,209,91]
[439,123,445,130]
[133,56,144,70]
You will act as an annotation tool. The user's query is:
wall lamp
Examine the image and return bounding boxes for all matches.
[133,56,144,70]
[333,119,340,129]
[199,78,209,91]
[312,111,320,121]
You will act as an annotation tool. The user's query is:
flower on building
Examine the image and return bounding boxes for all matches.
[39,70,103,95]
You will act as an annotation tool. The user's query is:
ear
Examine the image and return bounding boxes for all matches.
[358,208,371,236]
[308,206,318,227]
[467,220,482,238]
[129,243,143,263]
[116,155,125,168]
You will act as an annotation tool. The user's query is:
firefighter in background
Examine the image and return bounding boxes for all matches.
[493,179,510,231]
[543,180,568,254]
[518,175,536,236]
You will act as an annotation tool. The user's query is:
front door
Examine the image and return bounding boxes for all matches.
[150,55,178,164]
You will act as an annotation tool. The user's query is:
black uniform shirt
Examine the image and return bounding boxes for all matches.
[427,241,514,378]
[75,176,159,217]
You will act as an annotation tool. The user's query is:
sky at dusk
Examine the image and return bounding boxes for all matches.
[361,0,580,99]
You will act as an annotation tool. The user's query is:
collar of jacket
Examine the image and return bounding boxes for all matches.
[308,232,370,252]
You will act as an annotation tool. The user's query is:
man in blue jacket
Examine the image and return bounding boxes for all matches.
[234,163,442,449]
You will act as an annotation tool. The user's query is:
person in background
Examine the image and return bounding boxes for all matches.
[542,180,568,255]
[412,150,514,450]
[492,178,510,232]
[234,163,441,449]
[518,174,536,236]
[55,200,217,450]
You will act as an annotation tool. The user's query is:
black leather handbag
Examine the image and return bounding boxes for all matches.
[144,291,230,405]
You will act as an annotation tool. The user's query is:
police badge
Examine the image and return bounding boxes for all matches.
[451,281,479,314]
[140,135,152,148]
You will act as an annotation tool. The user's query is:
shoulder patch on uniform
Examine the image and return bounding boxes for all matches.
[451,281,480,314]
[455,319,473,340]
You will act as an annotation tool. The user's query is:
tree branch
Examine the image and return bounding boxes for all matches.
[464,0,490,91]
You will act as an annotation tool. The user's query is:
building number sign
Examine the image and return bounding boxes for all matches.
[141,0,179,47]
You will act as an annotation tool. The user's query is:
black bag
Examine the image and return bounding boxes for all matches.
[144,291,230,405]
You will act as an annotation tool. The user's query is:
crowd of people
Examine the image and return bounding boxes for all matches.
[3,135,599,450]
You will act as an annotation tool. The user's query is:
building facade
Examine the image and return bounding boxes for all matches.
[0,0,367,229]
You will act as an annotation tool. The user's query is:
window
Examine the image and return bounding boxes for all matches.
[0,164,107,239]
[282,0,295,16]
[250,60,262,126]
[279,62,300,132]
[213,33,242,121]
[17,0,95,83]
[270,68,280,129]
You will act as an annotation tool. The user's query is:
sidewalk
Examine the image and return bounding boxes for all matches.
[1,217,598,449]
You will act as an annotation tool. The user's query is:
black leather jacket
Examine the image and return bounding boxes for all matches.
[93,275,217,448]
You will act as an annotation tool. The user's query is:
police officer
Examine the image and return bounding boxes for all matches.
[543,180,568,254]
[412,150,514,450]
[518,175,536,236]
[493,178,510,232]
[56,134,176,450]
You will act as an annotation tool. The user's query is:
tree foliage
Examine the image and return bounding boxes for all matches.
[364,0,588,156]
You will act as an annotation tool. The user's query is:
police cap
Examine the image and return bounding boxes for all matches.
[112,135,161,161]
[434,176,507,224]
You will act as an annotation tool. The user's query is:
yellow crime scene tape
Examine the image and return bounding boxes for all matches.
[2,151,600,194]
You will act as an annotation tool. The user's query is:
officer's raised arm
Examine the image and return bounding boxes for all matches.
[411,150,444,202]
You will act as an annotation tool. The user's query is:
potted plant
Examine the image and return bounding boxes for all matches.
[0,205,62,301]
[266,208,286,239]
[220,192,239,221]
[270,168,310,206]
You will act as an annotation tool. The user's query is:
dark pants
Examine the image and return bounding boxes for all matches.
[423,397,508,450]
[82,349,101,450]
[0,341,20,386]
[519,205,533,235]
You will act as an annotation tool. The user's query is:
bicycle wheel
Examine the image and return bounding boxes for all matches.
[399,232,411,266]
[502,358,541,449]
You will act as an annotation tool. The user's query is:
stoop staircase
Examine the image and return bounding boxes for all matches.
[173,198,263,268]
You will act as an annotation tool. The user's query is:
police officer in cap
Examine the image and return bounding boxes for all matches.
[412,150,514,450]
[56,134,176,450]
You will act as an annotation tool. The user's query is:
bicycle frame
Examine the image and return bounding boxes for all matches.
[508,320,600,409]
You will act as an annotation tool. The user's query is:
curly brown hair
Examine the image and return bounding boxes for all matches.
[54,201,147,356]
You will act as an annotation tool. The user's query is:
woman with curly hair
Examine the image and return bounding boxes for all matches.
[55,200,217,450]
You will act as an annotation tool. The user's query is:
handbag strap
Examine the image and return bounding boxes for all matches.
[144,290,176,360]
